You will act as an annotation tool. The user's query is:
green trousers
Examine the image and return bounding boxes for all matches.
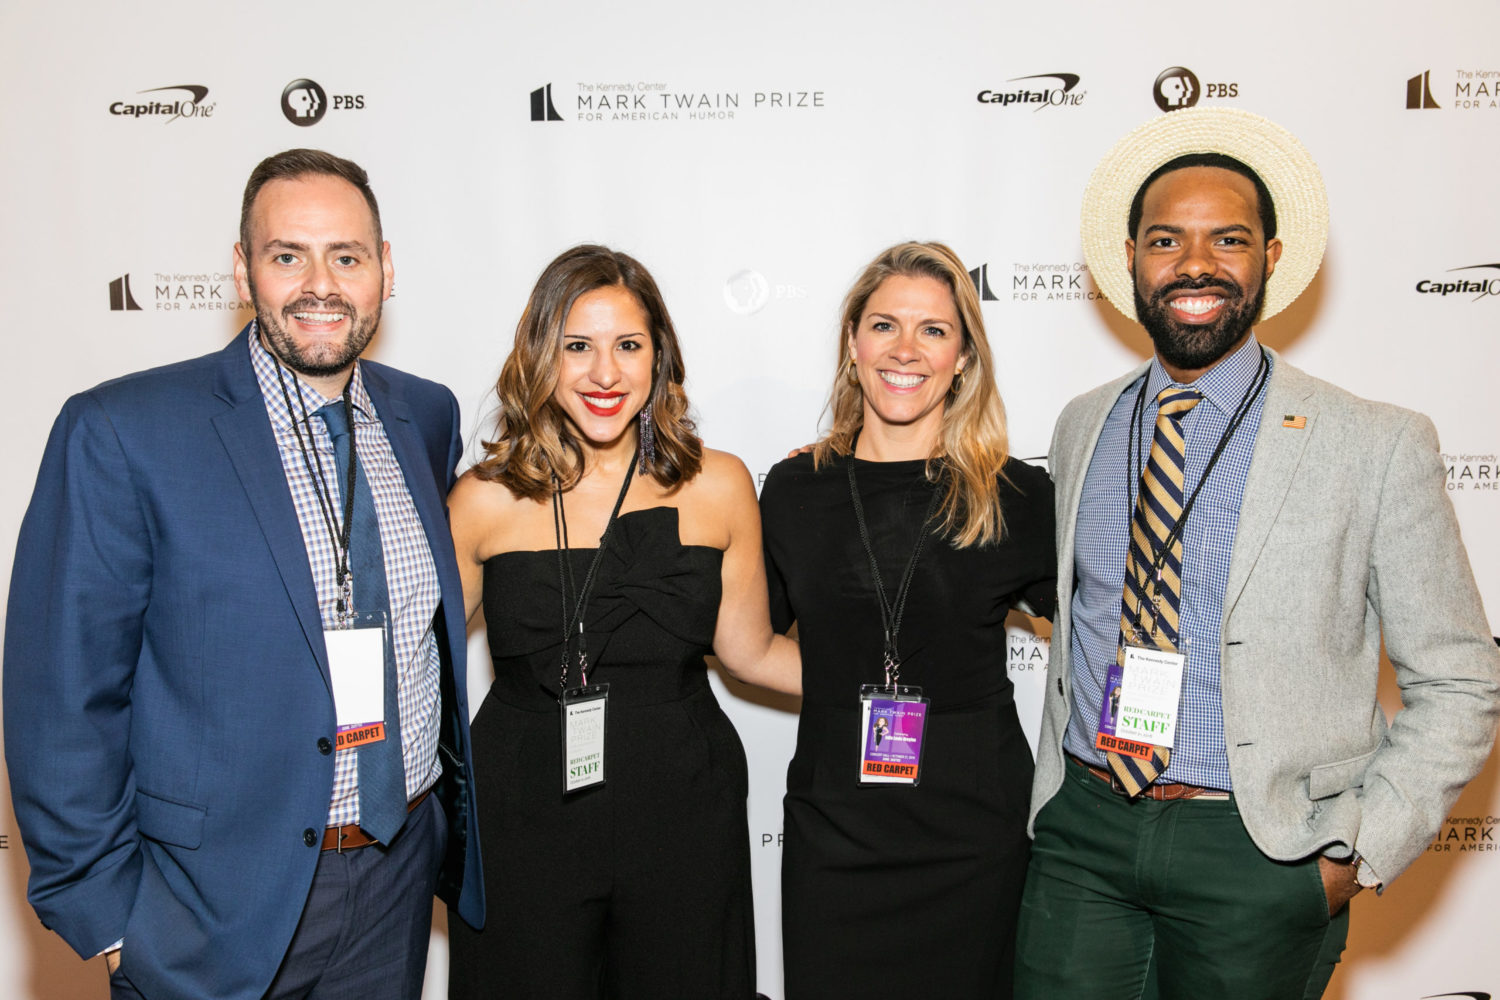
[1014,758,1349,1000]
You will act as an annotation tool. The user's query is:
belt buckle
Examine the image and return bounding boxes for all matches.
[1107,770,1131,797]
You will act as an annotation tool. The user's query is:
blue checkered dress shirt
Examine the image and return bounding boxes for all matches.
[251,331,442,827]
[1062,335,1270,790]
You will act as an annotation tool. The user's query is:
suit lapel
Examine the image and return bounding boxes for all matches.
[210,326,330,686]
[362,366,465,660]
[1056,363,1150,600]
[1223,353,1319,617]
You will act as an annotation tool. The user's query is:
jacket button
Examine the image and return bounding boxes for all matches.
[317,737,333,755]
[303,828,318,847]
[1056,677,1063,695]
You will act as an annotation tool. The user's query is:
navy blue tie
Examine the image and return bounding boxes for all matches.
[319,401,407,843]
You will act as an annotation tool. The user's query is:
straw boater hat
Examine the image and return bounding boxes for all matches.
[1080,106,1330,323]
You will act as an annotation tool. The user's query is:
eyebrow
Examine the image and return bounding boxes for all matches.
[1142,223,1254,237]
[867,311,955,325]
[562,331,648,341]
[262,239,373,254]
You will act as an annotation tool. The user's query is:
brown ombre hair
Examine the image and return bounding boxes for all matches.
[473,245,702,499]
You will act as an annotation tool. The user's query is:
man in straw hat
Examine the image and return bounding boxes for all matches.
[1016,107,1500,997]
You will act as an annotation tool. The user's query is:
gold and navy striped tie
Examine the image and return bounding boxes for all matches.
[1106,387,1202,797]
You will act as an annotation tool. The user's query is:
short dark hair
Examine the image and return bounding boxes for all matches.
[1127,153,1276,242]
[238,149,382,250]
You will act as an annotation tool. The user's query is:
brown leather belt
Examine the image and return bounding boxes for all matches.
[1068,754,1230,801]
[322,788,431,852]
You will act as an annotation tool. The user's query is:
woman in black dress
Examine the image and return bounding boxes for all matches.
[446,246,798,999]
[761,242,1056,998]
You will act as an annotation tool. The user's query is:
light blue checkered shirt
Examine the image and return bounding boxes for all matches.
[250,330,442,827]
[1063,334,1270,790]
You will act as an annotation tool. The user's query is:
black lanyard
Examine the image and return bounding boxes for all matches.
[273,351,357,619]
[847,459,943,689]
[1125,347,1269,586]
[553,459,636,693]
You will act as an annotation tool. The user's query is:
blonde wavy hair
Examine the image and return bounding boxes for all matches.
[813,241,1011,547]
[473,245,702,499]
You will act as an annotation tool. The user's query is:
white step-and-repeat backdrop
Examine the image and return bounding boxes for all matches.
[2,2,1497,997]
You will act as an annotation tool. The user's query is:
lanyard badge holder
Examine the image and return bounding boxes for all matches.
[1094,353,1269,762]
[848,461,939,788]
[272,368,395,753]
[858,667,930,786]
[1094,625,1189,762]
[555,461,636,794]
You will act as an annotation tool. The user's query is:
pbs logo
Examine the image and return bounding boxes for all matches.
[281,78,366,127]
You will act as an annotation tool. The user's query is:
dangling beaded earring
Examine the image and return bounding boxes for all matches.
[637,401,656,472]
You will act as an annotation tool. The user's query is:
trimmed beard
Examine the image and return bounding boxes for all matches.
[250,276,381,380]
[1134,272,1266,374]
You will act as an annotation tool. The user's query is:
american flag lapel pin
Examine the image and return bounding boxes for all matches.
[1282,414,1307,429]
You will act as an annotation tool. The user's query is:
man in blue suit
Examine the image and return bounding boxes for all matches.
[4,149,483,1000]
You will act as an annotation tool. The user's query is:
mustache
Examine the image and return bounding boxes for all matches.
[282,296,354,315]
[1150,275,1242,301]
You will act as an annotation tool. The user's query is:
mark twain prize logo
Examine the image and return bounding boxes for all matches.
[1152,66,1238,112]
[976,73,1085,111]
[1428,814,1499,857]
[1415,263,1500,301]
[109,271,252,314]
[1442,451,1498,494]
[1008,260,1103,303]
[532,81,826,124]
[1407,68,1500,110]
[109,84,214,122]
[1006,624,1049,676]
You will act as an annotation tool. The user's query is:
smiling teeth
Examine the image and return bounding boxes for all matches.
[880,372,926,388]
[585,395,624,410]
[1170,297,1222,316]
[294,312,345,322]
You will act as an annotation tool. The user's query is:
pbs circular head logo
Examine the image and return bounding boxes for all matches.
[1153,67,1201,112]
[724,270,770,316]
[281,79,328,126]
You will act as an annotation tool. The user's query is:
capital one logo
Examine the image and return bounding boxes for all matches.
[1407,70,1440,109]
[281,79,327,125]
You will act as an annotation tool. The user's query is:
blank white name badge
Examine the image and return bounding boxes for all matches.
[561,684,609,793]
[1115,645,1185,749]
[325,615,388,749]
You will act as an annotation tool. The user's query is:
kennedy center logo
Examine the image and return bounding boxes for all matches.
[1407,70,1441,109]
[109,275,143,311]
[968,264,999,301]
[531,83,563,122]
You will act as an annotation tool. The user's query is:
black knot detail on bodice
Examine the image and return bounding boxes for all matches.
[482,507,724,705]
[583,507,721,647]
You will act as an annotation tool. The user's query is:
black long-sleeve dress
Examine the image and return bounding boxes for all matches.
[761,451,1056,999]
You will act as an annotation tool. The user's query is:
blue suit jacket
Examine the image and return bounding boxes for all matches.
[3,325,485,1000]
